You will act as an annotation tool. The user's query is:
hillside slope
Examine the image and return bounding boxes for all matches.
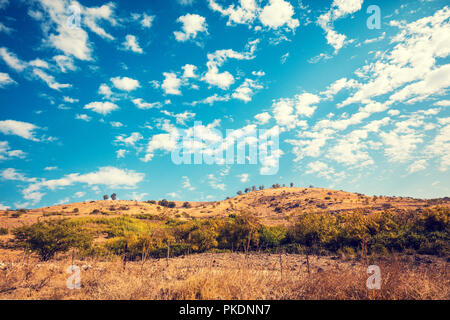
[1,187,449,228]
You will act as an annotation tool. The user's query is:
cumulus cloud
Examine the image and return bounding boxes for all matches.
[122,34,143,53]
[232,78,263,102]
[84,101,119,115]
[75,114,92,122]
[259,0,299,30]
[21,166,145,205]
[174,13,208,42]
[110,76,140,91]
[317,0,363,53]
[202,39,258,89]
[161,72,182,95]
[254,112,271,124]
[209,0,299,31]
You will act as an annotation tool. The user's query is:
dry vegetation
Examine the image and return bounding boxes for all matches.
[0,251,448,300]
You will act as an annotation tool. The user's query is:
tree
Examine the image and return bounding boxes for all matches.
[182,202,191,208]
[259,185,265,190]
[168,201,176,208]
[103,195,109,200]
[111,193,117,200]
[252,186,256,191]
[244,188,250,193]
[290,182,294,187]
[13,221,92,261]
[158,199,169,207]
[237,191,243,195]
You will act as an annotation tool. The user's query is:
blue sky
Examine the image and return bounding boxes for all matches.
[0,0,449,209]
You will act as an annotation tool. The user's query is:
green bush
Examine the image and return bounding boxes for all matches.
[260,226,287,248]
[13,221,92,260]
[0,227,8,235]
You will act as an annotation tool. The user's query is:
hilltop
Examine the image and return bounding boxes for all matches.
[1,187,448,228]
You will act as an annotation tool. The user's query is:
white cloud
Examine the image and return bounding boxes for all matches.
[407,159,427,174]
[74,191,85,198]
[174,14,208,42]
[98,83,113,98]
[202,39,258,89]
[53,55,76,72]
[208,0,258,26]
[132,98,162,109]
[130,192,148,201]
[132,12,155,28]
[32,68,71,90]
[22,166,145,204]
[0,72,16,88]
[238,173,249,183]
[0,120,40,141]
[317,0,363,53]
[84,101,119,115]
[182,64,198,78]
[123,34,143,53]
[434,100,450,107]
[111,76,140,91]
[295,93,320,117]
[28,58,49,69]
[254,112,271,124]
[259,0,299,30]
[208,173,226,190]
[0,141,26,161]
[188,94,230,106]
[75,114,92,122]
[161,110,196,125]
[0,47,27,71]
[232,78,262,102]
[110,121,123,128]
[142,121,180,162]
[161,72,182,95]
[115,132,143,146]
[116,149,127,158]
[182,176,195,191]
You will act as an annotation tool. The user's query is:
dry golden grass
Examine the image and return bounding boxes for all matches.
[0,251,448,300]
[1,187,447,229]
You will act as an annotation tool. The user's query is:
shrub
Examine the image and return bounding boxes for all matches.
[11,212,22,218]
[182,202,191,208]
[13,221,92,260]
[260,226,287,248]
[0,227,8,235]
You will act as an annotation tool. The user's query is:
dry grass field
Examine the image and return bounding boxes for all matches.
[0,251,448,300]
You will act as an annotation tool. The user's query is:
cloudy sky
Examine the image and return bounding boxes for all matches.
[0,0,449,209]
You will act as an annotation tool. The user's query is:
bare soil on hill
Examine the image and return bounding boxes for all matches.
[1,187,448,229]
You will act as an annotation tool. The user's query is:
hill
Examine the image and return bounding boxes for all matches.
[1,187,449,228]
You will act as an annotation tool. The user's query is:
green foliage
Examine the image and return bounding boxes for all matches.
[10,206,449,261]
[13,221,92,260]
[260,226,287,248]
